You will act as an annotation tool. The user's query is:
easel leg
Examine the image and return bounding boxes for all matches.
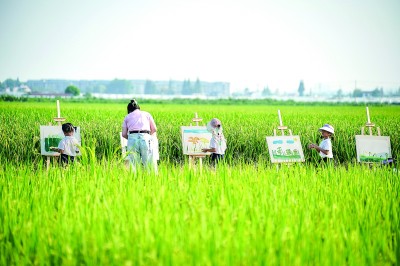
[46,156,50,170]
[189,156,193,170]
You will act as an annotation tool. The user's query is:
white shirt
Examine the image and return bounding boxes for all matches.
[210,136,227,155]
[319,138,333,159]
[58,136,79,156]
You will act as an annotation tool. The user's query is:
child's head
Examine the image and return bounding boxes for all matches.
[207,118,223,134]
[127,99,140,114]
[319,124,334,138]
[62,123,75,136]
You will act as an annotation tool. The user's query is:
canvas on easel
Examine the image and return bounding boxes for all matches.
[40,126,81,156]
[355,135,391,163]
[180,113,211,170]
[355,106,392,163]
[266,135,305,163]
[266,110,305,163]
[181,126,212,155]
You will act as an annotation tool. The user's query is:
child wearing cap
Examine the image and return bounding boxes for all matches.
[202,118,227,164]
[50,123,80,165]
[308,124,334,162]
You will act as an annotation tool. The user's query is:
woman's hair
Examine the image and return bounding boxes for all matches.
[127,99,140,114]
[62,123,75,133]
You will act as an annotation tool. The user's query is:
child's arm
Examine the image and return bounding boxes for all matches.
[308,143,329,155]
[50,147,64,154]
[202,147,216,153]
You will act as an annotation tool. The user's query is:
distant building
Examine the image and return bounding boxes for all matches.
[25,79,230,97]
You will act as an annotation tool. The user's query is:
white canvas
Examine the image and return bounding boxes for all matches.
[181,126,212,155]
[40,126,81,156]
[266,135,305,163]
[355,135,391,163]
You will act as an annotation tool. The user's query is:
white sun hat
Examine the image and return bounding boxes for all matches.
[206,118,222,133]
[319,124,334,134]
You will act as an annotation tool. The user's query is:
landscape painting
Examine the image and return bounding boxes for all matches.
[181,126,212,155]
[355,135,392,163]
[40,125,81,156]
[266,135,305,163]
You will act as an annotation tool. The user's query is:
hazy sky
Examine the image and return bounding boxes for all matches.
[1,0,399,92]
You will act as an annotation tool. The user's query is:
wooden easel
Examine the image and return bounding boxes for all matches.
[188,113,206,170]
[268,109,306,166]
[361,106,381,136]
[273,110,292,136]
[46,100,65,169]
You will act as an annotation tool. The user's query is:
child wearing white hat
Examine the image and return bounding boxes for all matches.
[202,118,227,164]
[308,124,334,162]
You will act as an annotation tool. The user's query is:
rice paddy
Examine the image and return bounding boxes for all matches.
[0,101,399,265]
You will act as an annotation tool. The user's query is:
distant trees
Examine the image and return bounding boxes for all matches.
[0,78,21,91]
[181,79,192,95]
[65,85,80,96]
[193,78,201,94]
[262,86,271,96]
[353,88,384,98]
[298,80,305,96]
[106,79,132,94]
[335,89,343,98]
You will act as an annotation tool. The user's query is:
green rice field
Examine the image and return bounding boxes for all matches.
[0,101,399,265]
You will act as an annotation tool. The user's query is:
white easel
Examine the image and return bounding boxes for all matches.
[273,110,292,136]
[361,106,381,136]
[46,100,66,169]
[188,113,206,170]
[266,109,306,165]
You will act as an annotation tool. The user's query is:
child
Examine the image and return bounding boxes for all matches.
[51,123,80,165]
[202,118,227,164]
[308,124,334,162]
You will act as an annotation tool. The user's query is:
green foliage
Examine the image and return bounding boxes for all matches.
[1,102,399,165]
[1,102,399,265]
[0,94,28,102]
[65,85,80,96]
[2,78,21,89]
[353,89,363,97]
[0,163,399,265]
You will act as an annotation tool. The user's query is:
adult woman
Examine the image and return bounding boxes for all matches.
[122,99,157,170]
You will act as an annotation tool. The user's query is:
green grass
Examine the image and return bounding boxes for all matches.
[1,102,399,164]
[0,101,399,265]
[1,162,399,265]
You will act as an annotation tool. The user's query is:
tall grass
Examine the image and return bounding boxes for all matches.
[1,162,399,265]
[1,102,399,164]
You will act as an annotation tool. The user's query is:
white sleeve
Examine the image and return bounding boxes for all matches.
[209,138,216,149]
[58,139,65,151]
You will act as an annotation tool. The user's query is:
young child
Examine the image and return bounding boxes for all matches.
[202,118,227,164]
[51,123,80,165]
[308,124,334,162]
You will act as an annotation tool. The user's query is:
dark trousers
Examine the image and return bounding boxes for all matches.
[60,154,75,165]
[211,153,224,164]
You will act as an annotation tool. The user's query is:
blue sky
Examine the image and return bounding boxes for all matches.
[0,0,399,93]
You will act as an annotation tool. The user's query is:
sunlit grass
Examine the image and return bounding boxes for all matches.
[1,101,399,265]
[1,162,399,265]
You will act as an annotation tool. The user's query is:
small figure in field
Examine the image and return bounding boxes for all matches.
[51,123,80,165]
[308,124,334,163]
[202,118,227,165]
